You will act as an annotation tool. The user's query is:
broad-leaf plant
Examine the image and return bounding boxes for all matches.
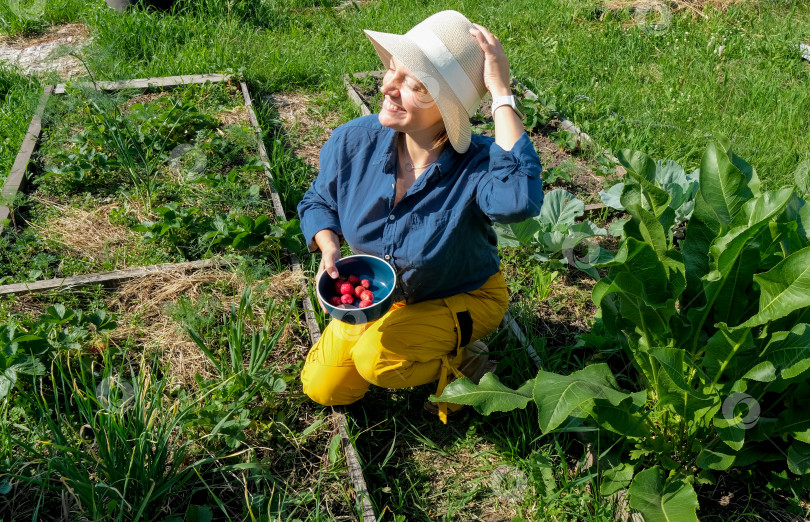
[437,138,810,521]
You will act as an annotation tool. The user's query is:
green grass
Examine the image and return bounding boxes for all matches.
[0,66,40,184]
[0,0,88,36]
[3,0,808,191]
[1,1,809,519]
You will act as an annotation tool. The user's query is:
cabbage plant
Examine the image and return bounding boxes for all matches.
[437,138,810,521]
[601,152,699,238]
[494,189,612,278]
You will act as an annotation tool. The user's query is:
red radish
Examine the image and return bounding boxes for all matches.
[354,285,365,298]
[334,281,343,294]
[361,290,374,302]
[340,282,354,295]
[361,279,371,289]
[329,296,342,307]
[359,300,373,308]
[348,274,361,285]
[340,294,354,305]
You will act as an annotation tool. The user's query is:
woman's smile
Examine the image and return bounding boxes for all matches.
[382,98,406,113]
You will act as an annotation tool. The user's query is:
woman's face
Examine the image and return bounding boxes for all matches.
[378,58,444,137]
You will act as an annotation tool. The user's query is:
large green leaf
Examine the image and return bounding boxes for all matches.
[687,189,795,339]
[595,238,671,303]
[782,194,810,241]
[699,139,759,228]
[682,139,759,306]
[431,373,534,415]
[493,219,542,247]
[787,441,810,475]
[532,363,631,433]
[744,324,810,382]
[627,204,668,256]
[703,324,756,385]
[649,348,718,422]
[712,411,746,452]
[695,446,736,471]
[587,393,651,438]
[741,246,810,327]
[618,149,657,182]
[538,189,584,227]
[600,461,635,496]
[629,467,699,522]
[593,273,677,347]
[625,171,673,220]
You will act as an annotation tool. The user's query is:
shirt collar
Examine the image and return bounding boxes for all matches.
[432,140,461,179]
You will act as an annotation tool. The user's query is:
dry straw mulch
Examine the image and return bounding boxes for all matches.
[109,266,308,391]
[31,196,138,265]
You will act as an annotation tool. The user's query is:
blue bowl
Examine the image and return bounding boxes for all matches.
[316,254,397,324]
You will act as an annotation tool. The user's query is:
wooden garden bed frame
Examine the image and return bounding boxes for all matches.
[0,73,378,521]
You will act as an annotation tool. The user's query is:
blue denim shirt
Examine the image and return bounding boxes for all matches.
[297,115,543,304]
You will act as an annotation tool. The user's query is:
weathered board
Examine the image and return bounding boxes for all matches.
[0,85,53,236]
[53,73,230,94]
[0,258,224,296]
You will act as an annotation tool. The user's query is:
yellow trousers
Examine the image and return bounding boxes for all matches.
[301,270,509,414]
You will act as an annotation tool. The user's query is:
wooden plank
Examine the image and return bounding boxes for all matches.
[240,82,286,221]
[333,408,378,522]
[240,81,322,345]
[343,74,372,117]
[0,259,223,296]
[0,85,53,237]
[246,81,373,518]
[53,73,230,94]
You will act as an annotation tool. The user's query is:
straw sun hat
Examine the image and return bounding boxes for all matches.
[364,10,487,154]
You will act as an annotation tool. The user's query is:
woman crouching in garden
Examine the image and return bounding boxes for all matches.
[297,10,543,422]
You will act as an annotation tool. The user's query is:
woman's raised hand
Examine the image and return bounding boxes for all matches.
[469,24,512,98]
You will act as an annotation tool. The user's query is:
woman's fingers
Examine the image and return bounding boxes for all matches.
[318,248,341,281]
[316,250,341,314]
[469,24,511,96]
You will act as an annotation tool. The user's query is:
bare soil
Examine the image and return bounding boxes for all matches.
[0,23,90,78]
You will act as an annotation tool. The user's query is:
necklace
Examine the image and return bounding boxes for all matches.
[398,134,439,171]
[403,160,436,171]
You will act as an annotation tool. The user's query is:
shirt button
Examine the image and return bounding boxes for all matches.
[384,254,390,260]
[388,214,395,220]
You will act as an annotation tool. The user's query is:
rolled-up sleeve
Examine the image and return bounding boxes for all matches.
[297,129,345,252]
[476,132,544,224]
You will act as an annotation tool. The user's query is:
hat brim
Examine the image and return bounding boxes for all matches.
[364,29,473,154]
